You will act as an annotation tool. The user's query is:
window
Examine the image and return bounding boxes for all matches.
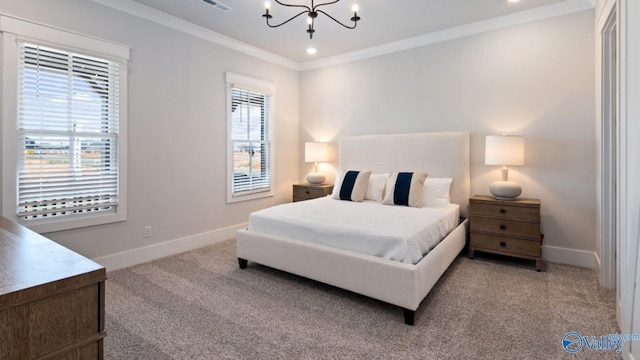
[1,16,129,232]
[17,43,120,220]
[226,73,275,203]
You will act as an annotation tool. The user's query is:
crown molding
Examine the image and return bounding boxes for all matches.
[300,0,595,71]
[91,0,593,73]
[90,0,300,71]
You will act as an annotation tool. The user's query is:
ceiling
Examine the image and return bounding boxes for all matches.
[120,0,588,64]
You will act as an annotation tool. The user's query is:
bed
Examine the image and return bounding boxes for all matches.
[236,132,470,325]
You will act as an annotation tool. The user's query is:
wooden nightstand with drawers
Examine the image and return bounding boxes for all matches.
[469,195,542,271]
[292,183,334,202]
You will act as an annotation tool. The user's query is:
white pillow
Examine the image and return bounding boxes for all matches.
[331,170,371,202]
[382,172,428,208]
[365,173,389,202]
[423,178,453,208]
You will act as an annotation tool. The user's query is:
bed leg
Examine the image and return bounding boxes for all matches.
[403,309,415,326]
[238,258,248,269]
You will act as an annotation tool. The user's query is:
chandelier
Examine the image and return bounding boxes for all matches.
[263,1,361,39]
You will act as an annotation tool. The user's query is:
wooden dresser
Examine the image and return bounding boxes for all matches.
[292,183,334,202]
[468,195,542,271]
[0,217,106,359]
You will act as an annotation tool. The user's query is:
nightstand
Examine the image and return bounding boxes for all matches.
[293,183,334,202]
[468,195,542,271]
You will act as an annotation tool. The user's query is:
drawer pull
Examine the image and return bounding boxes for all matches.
[499,209,506,214]
[305,191,310,194]
[499,225,506,230]
[500,241,506,247]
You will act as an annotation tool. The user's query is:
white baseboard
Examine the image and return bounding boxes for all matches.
[594,251,602,271]
[93,222,247,272]
[618,301,622,332]
[94,227,598,271]
[594,251,602,283]
[542,245,597,269]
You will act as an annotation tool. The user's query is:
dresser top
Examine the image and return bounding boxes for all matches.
[0,217,105,299]
[470,194,541,207]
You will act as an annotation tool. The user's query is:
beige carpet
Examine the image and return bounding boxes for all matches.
[104,239,619,359]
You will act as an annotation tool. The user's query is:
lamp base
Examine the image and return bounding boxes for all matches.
[489,180,522,200]
[306,173,325,185]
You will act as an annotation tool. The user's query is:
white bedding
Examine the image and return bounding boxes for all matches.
[248,196,460,264]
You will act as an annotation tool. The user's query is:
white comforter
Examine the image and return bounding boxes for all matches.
[248,196,460,264]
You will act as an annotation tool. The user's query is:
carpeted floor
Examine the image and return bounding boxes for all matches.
[104,239,619,359]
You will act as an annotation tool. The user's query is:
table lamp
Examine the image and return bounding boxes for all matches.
[485,135,525,200]
[305,142,328,184]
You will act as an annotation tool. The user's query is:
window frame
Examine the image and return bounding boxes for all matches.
[226,72,275,203]
[1,16,129,233]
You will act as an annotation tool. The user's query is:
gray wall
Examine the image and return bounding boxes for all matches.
[0,0,299,260]
[0,1,597,266]
[300,11,596,259]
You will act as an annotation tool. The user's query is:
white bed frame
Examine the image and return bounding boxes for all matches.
[236,132,470,325]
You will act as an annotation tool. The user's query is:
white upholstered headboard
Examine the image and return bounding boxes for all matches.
[339,132,471,217]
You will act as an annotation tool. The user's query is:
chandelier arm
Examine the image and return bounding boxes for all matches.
[316,9,358,29]
[311,0,340,11]
[273,0,311,12]
[265,10,310,28]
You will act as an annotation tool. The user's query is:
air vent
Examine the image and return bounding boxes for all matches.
[201,0,232,12]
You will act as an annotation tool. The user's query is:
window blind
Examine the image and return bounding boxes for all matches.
[17,42,120,220]
[230,87,271,195]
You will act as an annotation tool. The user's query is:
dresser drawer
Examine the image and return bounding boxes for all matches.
[470,217,540,239]
[470,233,541,257]
[470,203,540,222]
[293,186,329,200]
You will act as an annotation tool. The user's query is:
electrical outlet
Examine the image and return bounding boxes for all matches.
[143,226,152,238]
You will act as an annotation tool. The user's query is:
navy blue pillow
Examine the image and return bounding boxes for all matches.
[382,172,428,207]
[331,170,371,202]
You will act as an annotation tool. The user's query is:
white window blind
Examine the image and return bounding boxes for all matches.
[230,87,271,196]
[17,42,121,220]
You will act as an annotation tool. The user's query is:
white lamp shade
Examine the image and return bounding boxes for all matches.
[305,142,329,163]
[485,135,525,166]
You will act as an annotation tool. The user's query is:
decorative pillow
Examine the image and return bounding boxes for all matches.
[331,170,371,202]
[382,172,428,207]
[365,173,389,202]
[423,178,453,208]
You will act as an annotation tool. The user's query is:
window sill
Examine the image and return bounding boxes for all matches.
[227,189,274,204]
[15,211,127,234]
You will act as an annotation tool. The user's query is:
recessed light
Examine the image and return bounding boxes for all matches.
[507,0,521,3]
[307,47,317,55]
